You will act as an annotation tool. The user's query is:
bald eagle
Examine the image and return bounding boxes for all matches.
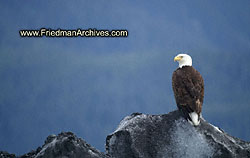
[172,54,204,126]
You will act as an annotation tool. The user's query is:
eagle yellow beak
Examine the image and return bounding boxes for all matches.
[174,56,182,62]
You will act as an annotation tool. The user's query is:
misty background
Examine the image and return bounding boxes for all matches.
[0,0,250,155]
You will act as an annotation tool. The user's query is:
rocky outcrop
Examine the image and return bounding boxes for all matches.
[20,132,105,158]
[0,151,15,158]
[1,110,250,158]
[106,111,250,158]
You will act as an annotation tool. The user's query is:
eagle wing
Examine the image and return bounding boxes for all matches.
[172,67,204,114]
[182,73,204,114]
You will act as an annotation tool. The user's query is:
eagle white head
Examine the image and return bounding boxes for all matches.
[174,54,192,68]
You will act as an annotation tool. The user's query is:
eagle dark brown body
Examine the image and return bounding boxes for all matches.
[172,66,204,123]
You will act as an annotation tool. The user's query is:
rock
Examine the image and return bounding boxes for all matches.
[106,110,250,158]
[20,132,105,158]
[0,151,16,158]
[1,110,250,158]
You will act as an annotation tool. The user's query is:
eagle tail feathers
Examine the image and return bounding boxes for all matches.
[188,112,200,126]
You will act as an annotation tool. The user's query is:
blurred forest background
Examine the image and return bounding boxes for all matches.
[0,0,250,155]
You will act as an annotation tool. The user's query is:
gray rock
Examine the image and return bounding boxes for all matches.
[0,151,16,158]
[1,110,250,158]
[106,110,250,158]
[20,132,105,158]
